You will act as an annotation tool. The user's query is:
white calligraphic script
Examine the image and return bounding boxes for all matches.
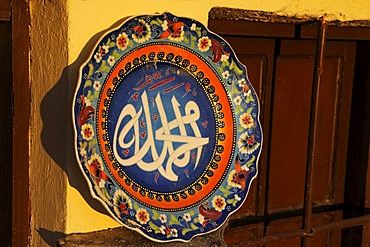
[113,91,209,181]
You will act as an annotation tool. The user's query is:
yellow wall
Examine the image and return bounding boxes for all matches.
[66,0,370,234]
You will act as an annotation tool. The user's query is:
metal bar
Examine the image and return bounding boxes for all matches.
[314,214,370,232]
[230,214,370,247]
[302,18,328,247]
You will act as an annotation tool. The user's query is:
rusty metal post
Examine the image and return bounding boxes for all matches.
[302,17,328,247]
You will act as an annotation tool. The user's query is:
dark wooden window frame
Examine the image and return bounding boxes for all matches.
[12,1,31,245]
[208,7,370,247]
[0,0,31,246]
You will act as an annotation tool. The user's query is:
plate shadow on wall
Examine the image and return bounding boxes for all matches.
[40,17,131,221]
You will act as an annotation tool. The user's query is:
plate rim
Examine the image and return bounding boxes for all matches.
[72,11,263,243]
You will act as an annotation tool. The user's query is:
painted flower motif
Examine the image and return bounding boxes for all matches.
[222,70,230,79]
[238,78,247,88]
[94,52,102,63]
[93,80,101,91]
[132,19,151,43]
[183,213,191,222]
[239,113,254,129]
[197,213,205,225]
[87,153,106,185]
[159,214,167,223]
[198,36,212,52]
[220,54,229,62]
[244,88,252,97]
[100,45,109,56]
[238,132,260,154]
[81,123,94,141]
[212,195,226,212]
[190,23,196,31]
[113,190,132,216]
[170,228,178,238]
[227,170,242,189]
[160,225,170,235]
[136,208,150,224]
[116,32,129,50]
[107,55,115,66]
[98,179,105,188]
[234,95,242,105]
[92,181,112,206]
[79,147,87,158]
[234,194,241,201]
[82,96,92,107]
[161,20,168,31]
[168,26,184,42]
[88,153,103,169]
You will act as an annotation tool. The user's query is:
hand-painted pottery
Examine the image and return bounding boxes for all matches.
[72,12,262,242]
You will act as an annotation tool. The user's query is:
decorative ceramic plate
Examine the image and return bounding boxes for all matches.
[72,12,262,242]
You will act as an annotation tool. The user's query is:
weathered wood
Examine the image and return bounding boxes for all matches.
[12,0,31,246]
[0,19,12,247]
[0,0,10,21]
[57,221,228,247]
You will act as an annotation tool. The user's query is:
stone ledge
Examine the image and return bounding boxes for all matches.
[57,221,228,247]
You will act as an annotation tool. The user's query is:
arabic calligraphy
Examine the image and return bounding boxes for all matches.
[113,91,209,182]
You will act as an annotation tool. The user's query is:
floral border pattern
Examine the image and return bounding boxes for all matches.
[73,12,262,242]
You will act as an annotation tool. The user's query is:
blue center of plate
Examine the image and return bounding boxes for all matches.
[107,62,216,193]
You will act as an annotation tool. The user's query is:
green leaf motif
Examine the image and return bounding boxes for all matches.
[101,188,112,200]
[220,187,231,197]
[112,49,121,60]
[196,27,202,37]
[217,67,224,74]
[190,41,195,49]
[229,60,243,75]
[238,125,245,133]
[246,107,253,115]
[183,35,189,44]
[246,155,256,167]
[189,210,195,216]
[231,84,240,96]
[235,104,243,116]
[190,222,198,230]
[182,228,193,236]
[149,221,159,231]
[129,40,134,47]
[193,217,199,223]
[150,18,163,26]
[89,139,97,150]
[151,210,160,220]
[98,60,107,71]
[221,59,230,68]
[84,79,92,89]
[169,214,181,225]
[226,198,234,204]
[87,63,94,77]
[94,90,99,98]
[133,202,139,211]
[82,141,87,149]
[109,41,116,48]
[190,35,197,49]
[87,90,94,101]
